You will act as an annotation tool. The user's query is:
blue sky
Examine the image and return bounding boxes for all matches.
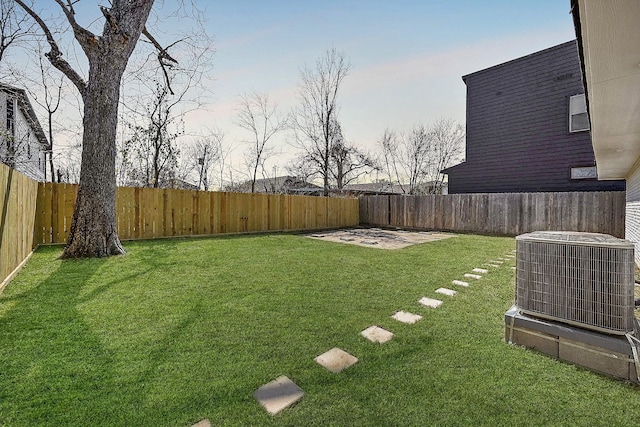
[190,0,576,170]
[21,1,578,180]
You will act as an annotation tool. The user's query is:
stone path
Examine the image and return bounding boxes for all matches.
[361,325,394,343]
[246,247,518,418]
[253,376,305,415]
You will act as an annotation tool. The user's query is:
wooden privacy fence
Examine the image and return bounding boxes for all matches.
[33,183,360,245]
[359,192,626,238]
[0,164,38,288]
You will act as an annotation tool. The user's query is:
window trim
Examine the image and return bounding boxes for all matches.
[569,93,590,133]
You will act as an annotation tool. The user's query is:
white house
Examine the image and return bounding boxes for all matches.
[0,83,49,181]
[571,0,640,265]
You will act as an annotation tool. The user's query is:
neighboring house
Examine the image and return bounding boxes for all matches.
[339,181,447,196]
[570,0,640,265]
[0,83,48,181]
[232,175,321,194]
[340,182,406,196]
[442,40,625,194]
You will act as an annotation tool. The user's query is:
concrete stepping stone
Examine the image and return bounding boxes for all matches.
[254,375,304,415]
[484,263,501,268]
[488,260,503,264]
[419,297,443,308]
[192,420,211,427]
[361,325,394,343]
[472,268,488,274]
[314,348,358,373]
[392,310,423,324]
[436,287,457,296]
[511,266,517,270]
[452,280,469,287]
[464,273,482,280]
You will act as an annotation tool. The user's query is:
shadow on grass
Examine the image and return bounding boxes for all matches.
[0,257,121,425]
[0,245,254,426]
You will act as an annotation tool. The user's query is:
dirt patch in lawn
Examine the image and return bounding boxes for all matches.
[306,228,456,249]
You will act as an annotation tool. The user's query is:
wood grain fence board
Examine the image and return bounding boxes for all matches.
[26,184,357,245]
[0,177,357,286]
[0,165,38,284]
[359,192,625,237]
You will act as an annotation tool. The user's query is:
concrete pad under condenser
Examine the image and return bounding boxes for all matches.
[314,348,359,373]
[361,325,394,343]
[392,311,423,324]
[254,376,304,415]
[419,297,443,308]
[436,288,457,296]
[464,273,482,280]
[452,280,469,287]
[473,268,488,274]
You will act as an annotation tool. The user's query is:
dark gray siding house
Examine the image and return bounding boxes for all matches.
[442,40,625,194]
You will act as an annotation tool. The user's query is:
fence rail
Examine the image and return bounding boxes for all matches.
[0,164,38,288]
[33,183,359,245]
[359,192,626,238]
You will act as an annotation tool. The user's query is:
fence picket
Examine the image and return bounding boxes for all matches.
[359,192,625,237]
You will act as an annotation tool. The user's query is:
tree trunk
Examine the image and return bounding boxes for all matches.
[48,112,55,182]
[62,59,127,257]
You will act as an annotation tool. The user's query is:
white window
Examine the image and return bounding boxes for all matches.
[569,94,590,133]
[571,166,597,180]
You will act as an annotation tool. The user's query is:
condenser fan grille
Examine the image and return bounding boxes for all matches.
[516,232,635,335]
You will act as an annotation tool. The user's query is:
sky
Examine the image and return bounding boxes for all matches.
[186,0,577,175]
[18,0,578,183]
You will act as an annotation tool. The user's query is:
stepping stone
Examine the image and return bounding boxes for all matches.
[419,297,443,308]
[473,268,489,274]
[314,348,358,373]
[511,266,517,270]
[392,310,423,324]
[361,325,394,343]
[436,287,457,296]
[484,263,501,268]
[452,280,469,287]
[192,420,211,427]
[488,260,503,264]
[464,273,482,280]
[254,376,304,415]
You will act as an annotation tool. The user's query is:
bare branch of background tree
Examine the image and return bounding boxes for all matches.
[0,0,35,64]
[236,92,287,193]
[290,48,352,196]
[377,120,465,194]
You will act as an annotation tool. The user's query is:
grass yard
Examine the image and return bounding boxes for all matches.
[0,232,639,426]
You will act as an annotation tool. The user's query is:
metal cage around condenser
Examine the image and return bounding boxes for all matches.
[515,231,635,335]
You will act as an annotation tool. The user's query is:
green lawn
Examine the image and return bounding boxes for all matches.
[0,232,638,426]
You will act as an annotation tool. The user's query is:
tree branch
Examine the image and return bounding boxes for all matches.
[142,26,179,95]
[14,0,87,95]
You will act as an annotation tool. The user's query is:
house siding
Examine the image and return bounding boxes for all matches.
[446,40,625,194]
[0,89,46,181]
[626,164,640,266]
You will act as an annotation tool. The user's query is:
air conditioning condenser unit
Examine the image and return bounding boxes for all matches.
[515,231,635,335]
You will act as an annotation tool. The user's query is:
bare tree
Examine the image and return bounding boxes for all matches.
[21,44,66,182]
[15,0,181,257]
[379,124,430,194]
[181,130,226,191]
[0,0,34,64]
[290,48,352,196]
[378,128,400,185]
[425,118,465,194]
[328,120,375,189]
[378,120,465,194]
[236,92,287,193]
[121,79,184,188]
